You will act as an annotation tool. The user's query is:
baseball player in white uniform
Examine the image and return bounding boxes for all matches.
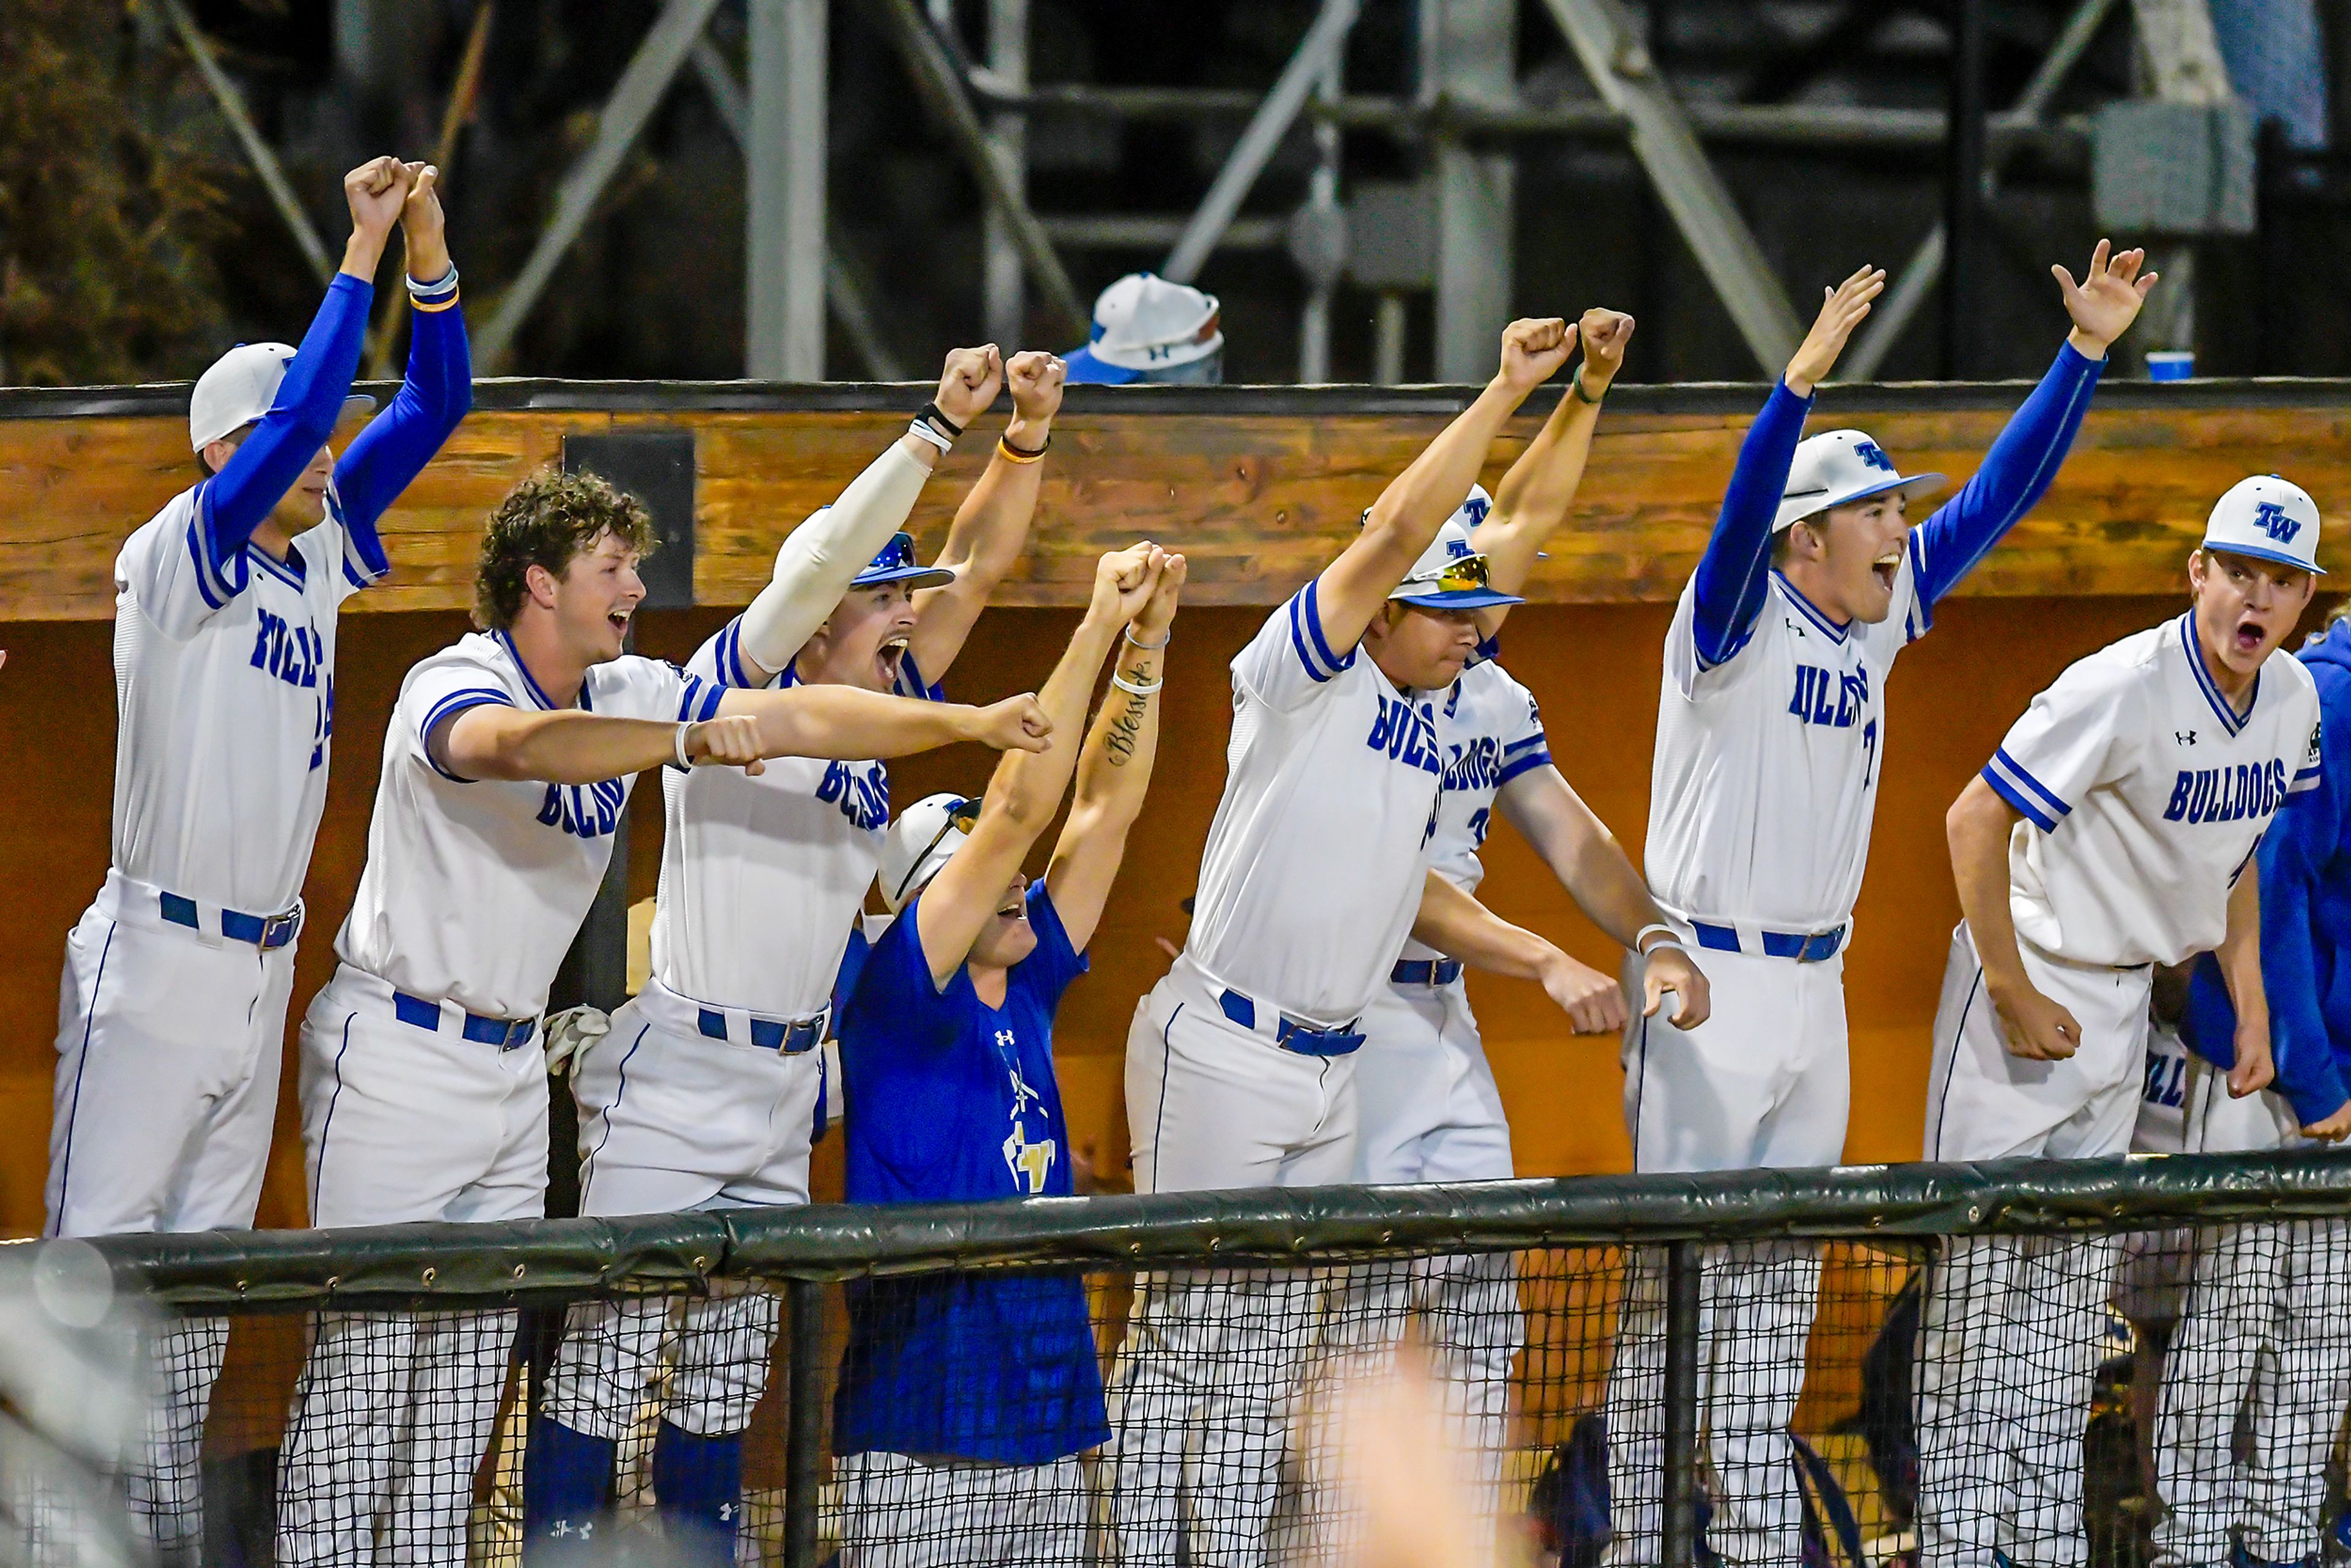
[1608,245,2157,1568]
[273,465,1049,1567]
[2127,981,2350,1568]
[523,347,1067,1558]
[1109,315,1583,1568]
[1346,310,1711,1529]
[45,157,468,1562]
[1917,475,2325,1568]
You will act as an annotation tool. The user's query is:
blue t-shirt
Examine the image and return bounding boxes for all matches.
[831,882,1110,1464]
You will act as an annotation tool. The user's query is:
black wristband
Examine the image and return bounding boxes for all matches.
[919,400,966,439]
[1001,430,1049,459]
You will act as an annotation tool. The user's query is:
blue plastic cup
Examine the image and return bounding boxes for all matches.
[2147,350,2195,381]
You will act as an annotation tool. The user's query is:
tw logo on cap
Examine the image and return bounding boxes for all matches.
[1853,440,1896,475]
[2255,501,2303,544]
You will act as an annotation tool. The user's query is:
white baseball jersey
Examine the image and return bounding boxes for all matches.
[336,631,724,1020]
[111,484,384,915]
[1646,560,1926,932]
[1182,579,1446,1026]
[648,617,940,1018]
[1983,613,2320,968]
[1395,655,1550,964]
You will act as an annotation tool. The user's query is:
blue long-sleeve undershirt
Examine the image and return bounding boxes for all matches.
[1689,341,2103,667]
[1689,379,1812,668]
[198,272,371,570]
[333,288,473,570]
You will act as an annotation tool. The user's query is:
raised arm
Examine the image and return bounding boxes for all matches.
[1047,554,1183,952]
[334,163,473,542]
[731,348,1003,682]
[1907,242,2151,609]
[917,545,1165,985]
[2214,857,2274,1097]
[1688,266,1880,669]
[1495,764,1708,1029]
[201,159,409,559]
[1307,319,1574,658]
[1408,872,1623,1036]
[437,685,1048,786]
[2259,722,2351,1131]
[906,350,1067,681]
[1475,309,1635,611]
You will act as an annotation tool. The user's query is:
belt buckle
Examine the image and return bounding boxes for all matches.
[498,1018,533,1052]
[261,910,300,949]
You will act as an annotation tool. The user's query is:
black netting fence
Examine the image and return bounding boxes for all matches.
[7,1154,2350,1567]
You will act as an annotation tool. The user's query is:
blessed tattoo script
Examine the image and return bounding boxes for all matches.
[1106,656,1152,765]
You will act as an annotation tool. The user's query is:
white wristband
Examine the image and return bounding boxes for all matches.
[675,722,694,769]
[1124,626,1171,650]
[906,419,953,455]
[1641,937,1690,959]
[1110,672,1164,697]
[1633,922,1678,953]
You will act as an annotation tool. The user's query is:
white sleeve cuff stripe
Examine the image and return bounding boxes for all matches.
[1982,764,2060,832]
[1287,592,1339,683]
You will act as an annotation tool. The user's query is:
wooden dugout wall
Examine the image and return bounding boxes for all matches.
[2,376,2347,1242]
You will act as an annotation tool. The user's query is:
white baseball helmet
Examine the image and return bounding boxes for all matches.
[2202,475,2327,575]
[877,792,981,912]
[1064,274,1223,384]
[1774,429,1945,533]
[189,342,372,452]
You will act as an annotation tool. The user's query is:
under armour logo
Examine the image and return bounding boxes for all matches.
[2255,501,2302,544]
[2177,730,2198,746]
[996,1028,1018,1049]
[1853,440,1895,475]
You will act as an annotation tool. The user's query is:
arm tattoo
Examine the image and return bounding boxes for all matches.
[1105,658,1153,765]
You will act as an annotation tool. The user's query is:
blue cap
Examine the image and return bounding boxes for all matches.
[850,530,958,591]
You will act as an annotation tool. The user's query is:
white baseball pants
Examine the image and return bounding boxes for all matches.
[2152,1066,2350,1568]
[1607,945,1847,1568]
[541,986,820,1442]
[278,963,547,1566]
[49,871,299,1563]
[1346,978,1521,1521]
[1918,922,2149,1568]
[1111,965,1357,1568]
[834,1452,1091,1568]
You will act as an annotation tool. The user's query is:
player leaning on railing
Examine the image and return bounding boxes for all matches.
[830,544,1183,1568]
[47,154,470,1565]
[270,460,1051,1566]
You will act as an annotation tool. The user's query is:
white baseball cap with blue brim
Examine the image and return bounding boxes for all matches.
[1388,517,1524,611]
[1064,273,1223,384]
[2202,475,2327,575]
[1773,429,1946,534]
[190,342,373,452]
[878,792,980,911]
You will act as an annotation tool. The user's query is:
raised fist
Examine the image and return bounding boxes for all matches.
[1006,351,1067,428]
[1497,318,1575,393]
[936,345,1006,430]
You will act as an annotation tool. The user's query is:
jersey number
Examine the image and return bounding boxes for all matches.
[1466,806,1491,847]
[1861,718,1878,789]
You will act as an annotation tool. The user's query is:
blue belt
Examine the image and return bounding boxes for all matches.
[1217,989,1364,1057]
[159,891,300,951]
[1690,921,1845,964]
[697,1007,825,1054]
[1390,958,1463,986]
[392,990,537,1051]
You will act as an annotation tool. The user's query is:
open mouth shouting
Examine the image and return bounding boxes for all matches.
[2231,613,2271,659]
[1872,547,1903,592]
[607,606,633,640]
[996,890,1028,921]
[877,634,910,686]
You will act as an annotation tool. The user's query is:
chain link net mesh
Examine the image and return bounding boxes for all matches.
[17,1174,2351,1567]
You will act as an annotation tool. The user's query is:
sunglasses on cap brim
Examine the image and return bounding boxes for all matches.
[893,795,984,906]
[1400,553,1497,596]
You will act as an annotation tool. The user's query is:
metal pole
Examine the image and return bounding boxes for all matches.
[1161,0,1361,285]
[1373,293,1408,384]
[1429,0,1518,383]
[160,0,336,285]
[475,0,723,372]
[783,1277,826,1568]
[749,0,828,380]
[1941,0,1987,378]
[1661,1240,1702,1568]
[1844,0,2118,378]
[1297,34,1344,381]
[984,0,1030,347]
[871,0,1087,340]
